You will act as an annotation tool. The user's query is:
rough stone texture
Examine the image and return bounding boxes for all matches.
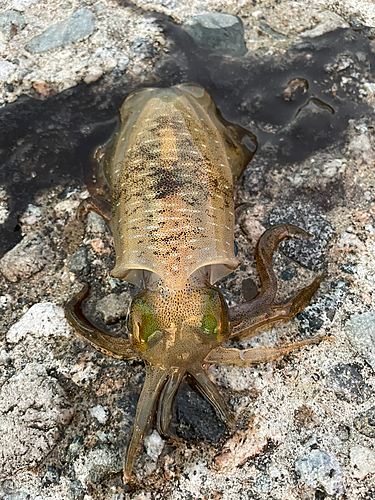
[297,280,349,337]
[0,362,74,480]
[268,201,334,271]
[300,11,350,37]
[6,302,71,344]
[0,60,17,83]
[0,10,26,38]
[345,310,375,371]
[182,13,247,56]
[86,212,107,235]
[67,246,90,276]
[0,231,54,282]
[295,450,344,495]
[0,186,9,224]
[75,445,123,484]
[25,8,95,54]
[95,291,131,324]
[350,445,375,479]
[325,362,372,401]
[130,38,158,59]
[354,406,375,438]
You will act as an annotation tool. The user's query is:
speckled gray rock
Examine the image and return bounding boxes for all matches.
[354,405,375,438]
[325,362,372,401]
[350,445,375,479]
[6,302,71,345]
[345,310,375,372]
[79,445,123,484]
[86,211,107,235]
[300,11,349,38]
[0,10,26,38]
[252,473,272,494]
[0,231,55,282]
[0,61,17,82]
[297,280,349,337]
[0,362,74,480]
[182,13,247,57]
[130,38,158,59]
[25,8,95,54]
[95,291,131,324]
[295,449,344,495]
[268,201,334,271]
[67,246,90,276]
[1,492,29,500]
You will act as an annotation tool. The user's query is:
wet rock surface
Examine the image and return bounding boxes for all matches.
[1,0,375,498]
[182,13,247,56]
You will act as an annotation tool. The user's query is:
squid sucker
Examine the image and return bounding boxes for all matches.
[65,83,327,482]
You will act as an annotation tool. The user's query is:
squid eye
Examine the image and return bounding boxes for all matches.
[138,313,159,342]
[201,314,218,337]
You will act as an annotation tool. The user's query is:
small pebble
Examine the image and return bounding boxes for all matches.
[354,406,375,438]
[67,246,90,276]
[182,13,247,56]
[345,310,375,371]
[89,405,108,425]
[350,445,375,479]
[280,267,297,281]
[295,449,344,495]
[144,430,164,462]
[96,292,130,324]
[341,262,357,274]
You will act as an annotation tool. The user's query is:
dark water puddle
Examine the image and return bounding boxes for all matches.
[0,17,374,256]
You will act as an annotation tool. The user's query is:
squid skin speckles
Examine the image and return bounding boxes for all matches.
[65,83,328,482]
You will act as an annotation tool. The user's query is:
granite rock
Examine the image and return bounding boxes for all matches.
[25,8,95,54]
[0,231,55,282]
[182,13,247,57]
[67,246,90,276]
[295,449,344,495]
[345,310,375,372]
[0,10,26,38]
[0,362,74,480]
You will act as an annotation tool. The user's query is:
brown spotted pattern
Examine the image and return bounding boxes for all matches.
[104,84,241,290]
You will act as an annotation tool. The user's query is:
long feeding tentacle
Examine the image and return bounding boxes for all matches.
[123,366,168,482]
[230,275,323,340]
[65,283,137,359]
[156,367,185,440]
[229,224,311,327]
[189,366,234,428]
